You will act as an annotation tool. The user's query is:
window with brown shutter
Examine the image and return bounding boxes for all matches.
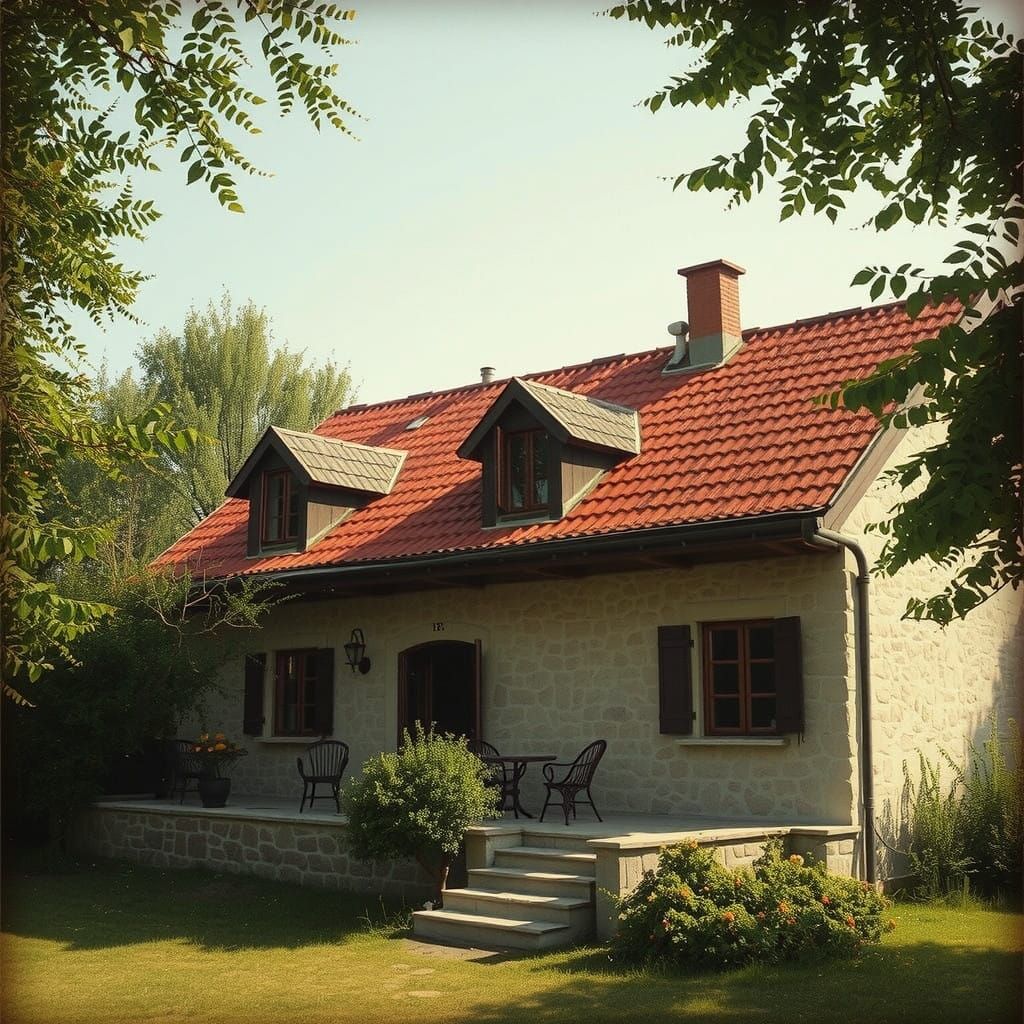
[274,648,334,736]
[701,618,802,736]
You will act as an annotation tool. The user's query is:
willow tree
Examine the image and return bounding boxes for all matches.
[610,0,1022,624]
[138,297,353,523]
[1,2,357,701]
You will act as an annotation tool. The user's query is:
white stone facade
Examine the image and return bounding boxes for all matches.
[191,552,857,826]
[840,426,1023,877]
[185,426,1022,883]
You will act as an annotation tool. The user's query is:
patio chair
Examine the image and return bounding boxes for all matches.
[470,739,524,816]
[297,740,349,813]
[539,740,607,826]
[171,739,204,804]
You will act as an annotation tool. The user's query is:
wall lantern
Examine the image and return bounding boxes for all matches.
[343,628,371,675]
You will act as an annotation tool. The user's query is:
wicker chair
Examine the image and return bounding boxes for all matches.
[171,739,204,804]
[471,739,524,816]
[296,740,349,813]
[539,740,607,826]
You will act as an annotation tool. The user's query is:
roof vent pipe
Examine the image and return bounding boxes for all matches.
[480,366,496,385]
[666,320,688,365]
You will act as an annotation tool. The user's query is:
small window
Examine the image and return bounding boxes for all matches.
[702,621,778,735]
[502,429,549,513]
[274,650,319,736]
[261,470,299,544]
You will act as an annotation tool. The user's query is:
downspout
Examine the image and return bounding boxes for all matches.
[802,521,876,885]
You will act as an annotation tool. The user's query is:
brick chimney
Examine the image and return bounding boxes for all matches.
[668,259,746,371]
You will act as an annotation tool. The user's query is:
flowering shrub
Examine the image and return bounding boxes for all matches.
[611,839,892,970]
[188,732,247,777]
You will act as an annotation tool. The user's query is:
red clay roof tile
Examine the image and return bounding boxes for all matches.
[153,300,959,580]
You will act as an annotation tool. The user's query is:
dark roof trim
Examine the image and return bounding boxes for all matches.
[227,509,828,588]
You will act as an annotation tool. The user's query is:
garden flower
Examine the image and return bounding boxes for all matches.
[821,895,831,905]
[845,915,856,928]
[777,901,789,914]
[756,911,766,922]
[786,917,796,926]
[788,854,804,866]
[721,911,735,923]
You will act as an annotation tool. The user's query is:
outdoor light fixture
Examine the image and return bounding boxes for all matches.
[343,628,371,675]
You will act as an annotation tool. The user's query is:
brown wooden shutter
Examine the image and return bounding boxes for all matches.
[773,616,803,734]
[658,625,693,735]
[495,426,507,513]
[242,653,266,735]
[313,648,335,736]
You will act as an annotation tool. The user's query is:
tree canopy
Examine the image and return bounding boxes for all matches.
[138,296,353,523]
[610,0,1022,624]
[1,1,356,701]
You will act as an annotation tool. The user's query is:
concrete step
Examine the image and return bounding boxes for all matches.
[468,866,595,899]
[493,845,597,875]
[520,831,595,852]
[412,908,571,951]
[443,887,592,924]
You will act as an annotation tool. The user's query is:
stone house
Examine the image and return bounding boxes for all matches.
[142,258,1020,932]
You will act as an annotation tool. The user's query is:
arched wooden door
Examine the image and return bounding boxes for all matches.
[396,640,481,747]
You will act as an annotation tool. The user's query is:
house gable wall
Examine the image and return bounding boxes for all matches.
[832,423,1023,879]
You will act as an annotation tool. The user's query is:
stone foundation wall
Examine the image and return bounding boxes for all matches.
[72,806,432,902]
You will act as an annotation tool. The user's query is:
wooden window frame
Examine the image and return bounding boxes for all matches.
[701,620,778,736]
[260,470,298,545]
[501,428,549,514]
[273,649,319,737]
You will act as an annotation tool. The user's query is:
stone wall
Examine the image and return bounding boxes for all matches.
[72,805,431,902]
[838,424,1023,878]
[188,552,859,827]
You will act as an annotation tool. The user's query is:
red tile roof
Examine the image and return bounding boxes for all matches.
[153,300,960,580]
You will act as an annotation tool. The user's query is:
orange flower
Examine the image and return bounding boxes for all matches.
[214,742,227,751]
[786,917,796,926]
[821,895,831,905]
[788,854,804,867]
[777,901,789,914]
[756,911,766,922]
[721,911,735,924]
[845,915,856,928]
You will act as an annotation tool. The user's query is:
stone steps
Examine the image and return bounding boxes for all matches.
[493,845,597,873]
[468,866,596,898]
[412,833,598,950]
[413,909,572,951]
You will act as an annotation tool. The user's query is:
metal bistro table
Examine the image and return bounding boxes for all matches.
[481,754,555,819]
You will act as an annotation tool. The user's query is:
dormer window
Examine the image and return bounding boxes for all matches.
[458,378,641,527]
[225,426,407,558]
[503,429,549,513]
[261,470,300,545]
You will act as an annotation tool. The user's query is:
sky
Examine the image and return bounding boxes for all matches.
[81,0,1023,407]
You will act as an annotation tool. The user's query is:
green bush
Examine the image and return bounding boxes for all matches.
[341,726,501,902]
[1,568,274,848]
[611,839,892,970]
[904,718,1022,900]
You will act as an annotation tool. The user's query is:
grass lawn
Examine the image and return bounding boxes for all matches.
[1,859,1021,1024]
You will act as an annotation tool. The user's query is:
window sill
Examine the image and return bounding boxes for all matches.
[253,736,321,745]
[675,737,789,747]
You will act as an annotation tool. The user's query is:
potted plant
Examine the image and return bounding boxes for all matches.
[188,732,248,807]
